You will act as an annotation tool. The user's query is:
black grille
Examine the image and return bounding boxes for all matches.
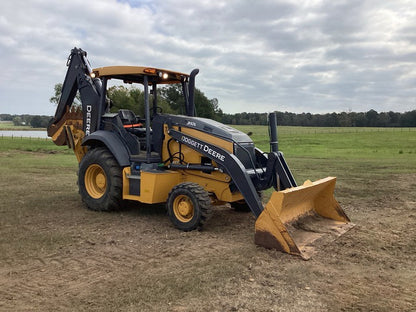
[234,142,255,169]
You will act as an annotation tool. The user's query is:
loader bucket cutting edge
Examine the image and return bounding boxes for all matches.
[254,177,354,260]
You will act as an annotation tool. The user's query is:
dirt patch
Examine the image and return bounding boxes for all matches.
[0,163,415,311]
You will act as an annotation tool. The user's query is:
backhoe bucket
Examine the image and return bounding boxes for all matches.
[255,177,354,259]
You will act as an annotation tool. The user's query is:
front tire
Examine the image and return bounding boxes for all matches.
[167,182,213,231]
[78,147,123,211]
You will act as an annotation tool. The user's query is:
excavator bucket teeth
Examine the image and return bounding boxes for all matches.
[255,177,354,260]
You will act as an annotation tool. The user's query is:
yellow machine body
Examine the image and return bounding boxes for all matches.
[123,167,181,204]
[121,124,245,205]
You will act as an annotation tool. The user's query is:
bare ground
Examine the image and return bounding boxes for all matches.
[0,156,415,311]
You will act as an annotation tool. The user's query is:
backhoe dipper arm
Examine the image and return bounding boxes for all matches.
[48,47,102,140]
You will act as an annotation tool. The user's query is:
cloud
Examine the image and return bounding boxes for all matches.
[0,0,415,116]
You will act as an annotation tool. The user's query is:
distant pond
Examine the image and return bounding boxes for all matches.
[0,130,49,139]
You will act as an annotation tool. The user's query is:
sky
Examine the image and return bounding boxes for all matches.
[1,0,416,116]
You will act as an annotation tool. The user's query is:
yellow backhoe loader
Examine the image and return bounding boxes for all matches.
[48,48,353,259]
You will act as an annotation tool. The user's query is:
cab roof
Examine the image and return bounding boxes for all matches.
[92,66,189,85]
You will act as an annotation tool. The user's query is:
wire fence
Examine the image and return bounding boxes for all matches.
[0,133,50,140]
[278,127,416,135]
[1,127,414,140]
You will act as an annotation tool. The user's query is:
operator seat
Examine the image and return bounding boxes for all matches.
[117,109,147,152]
[118,109,137,125]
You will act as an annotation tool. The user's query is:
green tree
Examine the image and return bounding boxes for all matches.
[107,85,138,114]
[12,116,22,126]
[194,89,216,119]
[50,83,81,106]
[159,85,221,119]
[30,116,43,128]
[400,110,416,127]
[128,87,145,116]
[365,109,378,127]
[160,85,184,114]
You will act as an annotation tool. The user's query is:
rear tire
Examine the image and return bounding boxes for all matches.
[78,147,123,211]
[167,182,213,231]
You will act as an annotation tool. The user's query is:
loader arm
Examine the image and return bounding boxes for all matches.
[166,114,302,218]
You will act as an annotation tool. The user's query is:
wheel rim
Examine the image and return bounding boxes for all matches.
[173,195,194,223]
[85,164,107,199]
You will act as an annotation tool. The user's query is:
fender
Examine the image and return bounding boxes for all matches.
[82,130,130,167]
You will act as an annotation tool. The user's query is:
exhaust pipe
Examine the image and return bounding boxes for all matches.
[187,68,199,117]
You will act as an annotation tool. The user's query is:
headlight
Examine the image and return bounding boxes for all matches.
[158,71,169,79]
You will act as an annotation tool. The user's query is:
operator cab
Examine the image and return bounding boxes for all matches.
[91,66,197,164]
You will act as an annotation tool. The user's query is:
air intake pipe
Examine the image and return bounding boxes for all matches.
[269,112,278,152]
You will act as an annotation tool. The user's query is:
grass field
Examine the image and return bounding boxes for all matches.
[1,126,415,311]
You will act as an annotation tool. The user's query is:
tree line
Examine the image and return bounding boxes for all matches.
[220,110,416,127]
[0,114,51,128]
[46,83,416,127]
[2,83,415,128]
[4,109,413,129]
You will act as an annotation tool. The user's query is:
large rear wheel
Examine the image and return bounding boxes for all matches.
[78,147,123,211]
[167,182,213,231]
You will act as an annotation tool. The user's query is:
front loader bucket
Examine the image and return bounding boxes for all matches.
[255,177,354,259]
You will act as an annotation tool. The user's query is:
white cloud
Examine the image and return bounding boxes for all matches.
[0,0,415,115]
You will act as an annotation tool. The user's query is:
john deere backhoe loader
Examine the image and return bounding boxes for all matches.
[48,48,353,259]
